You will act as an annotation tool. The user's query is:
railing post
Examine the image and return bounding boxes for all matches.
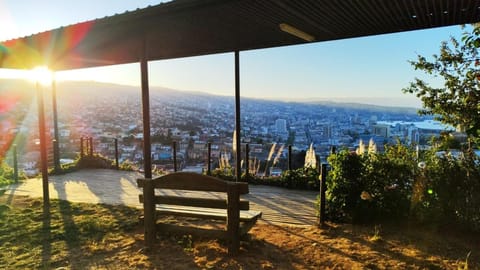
[288,144,292,171]
[13,144,18,183]
[51,77,61,173]
[318,163,327,228]
[207,142,211,175]
[89,137,93,156]
[172,141,177,172]
[53,139,60,172]
[114,138,119,170]
[245,143,249,179]
[80,137,84,158]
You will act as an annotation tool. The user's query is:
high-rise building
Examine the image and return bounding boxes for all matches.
[275,119,287,133]
[407,127,420,145]
[323,125,332,139]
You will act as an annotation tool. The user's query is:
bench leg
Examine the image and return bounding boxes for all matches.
[143,179,156,249]
[227,186,240,255]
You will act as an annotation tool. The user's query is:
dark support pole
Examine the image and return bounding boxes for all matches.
[37,82,50,210]
[141,53,152,179]
[172,141,177,172]
[330,145,336,155]
[207,142,211,175]
[288,145,292,171]
[80,137,84,158]
[234,51,241,182]
[13,144,18,183]
[114,138,119,170]
[245,143,249,178]
[318,163,327,228]
[89,137,93,156]
[51,77,60,172]
[140,38,154,249]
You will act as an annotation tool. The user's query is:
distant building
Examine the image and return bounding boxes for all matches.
[323,125,332,139]
[275,119,287,133]
[373,124,390,138]
[407,127,420,145]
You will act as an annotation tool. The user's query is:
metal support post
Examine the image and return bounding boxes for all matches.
[36,82,50,210]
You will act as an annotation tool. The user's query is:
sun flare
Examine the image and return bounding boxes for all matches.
[31,66,53,86]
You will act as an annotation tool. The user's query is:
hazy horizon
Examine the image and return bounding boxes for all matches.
[1,78,422,109]
[0,0,468,109]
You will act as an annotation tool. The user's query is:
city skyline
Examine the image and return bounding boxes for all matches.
[0,0,472,107]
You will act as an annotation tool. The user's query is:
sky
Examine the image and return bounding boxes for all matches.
[0,0,472,107]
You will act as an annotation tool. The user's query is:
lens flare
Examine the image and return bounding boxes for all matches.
[31,66,52,86]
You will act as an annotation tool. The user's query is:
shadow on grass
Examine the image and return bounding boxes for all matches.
[41,205,51,268]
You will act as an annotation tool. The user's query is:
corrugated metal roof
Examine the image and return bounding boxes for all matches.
[1,0,479,71]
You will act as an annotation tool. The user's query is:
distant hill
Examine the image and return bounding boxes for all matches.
[0,79,419,113]
[305,100,418,114]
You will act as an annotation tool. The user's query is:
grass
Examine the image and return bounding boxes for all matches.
[0,196,140,269]
[0,177,15,188]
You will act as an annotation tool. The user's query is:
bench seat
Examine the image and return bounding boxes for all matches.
[155,205,262,222]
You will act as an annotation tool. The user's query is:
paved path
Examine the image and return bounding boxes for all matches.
[2,169,318,226]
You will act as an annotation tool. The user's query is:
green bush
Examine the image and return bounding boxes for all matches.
[118,160,137,171]
[417,150,480,231]
[324,143,480,231]
[0,162,15,186]
[325,145,416,223]
[325,149,364,222]
[280,167,319,190]
[209,168,235,181]
[209,167,320,190]
[77,154,114,169]
[0,161,27,186]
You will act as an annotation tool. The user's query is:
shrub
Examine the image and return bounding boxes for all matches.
[210,168,235,181]
[417,150,480,231]
[0,161,27,185]
[118,160,137,171]
[325,150,364,222]
[324,143,480,231]
[76,154,115,169]
[281,167,319,190]
[0,162,15,186]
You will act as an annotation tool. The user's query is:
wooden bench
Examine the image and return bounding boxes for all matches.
[137,172,262,255]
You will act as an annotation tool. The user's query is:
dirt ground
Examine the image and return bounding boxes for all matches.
[97,219,480,270]
[1,195,479,269]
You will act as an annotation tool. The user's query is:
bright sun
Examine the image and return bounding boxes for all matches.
[30,66,53,86]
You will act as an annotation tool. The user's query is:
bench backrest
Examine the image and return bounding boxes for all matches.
[137,172,250,210]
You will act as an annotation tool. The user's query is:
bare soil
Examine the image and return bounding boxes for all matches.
[0,195,479,269]
[106,222,479,270]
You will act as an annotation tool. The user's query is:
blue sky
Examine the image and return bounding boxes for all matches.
[0,0,470,107]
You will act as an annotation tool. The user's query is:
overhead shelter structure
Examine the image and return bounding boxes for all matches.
[1,0,479,205]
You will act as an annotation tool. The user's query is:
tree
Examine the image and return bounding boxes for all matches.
[403,25,480,144]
